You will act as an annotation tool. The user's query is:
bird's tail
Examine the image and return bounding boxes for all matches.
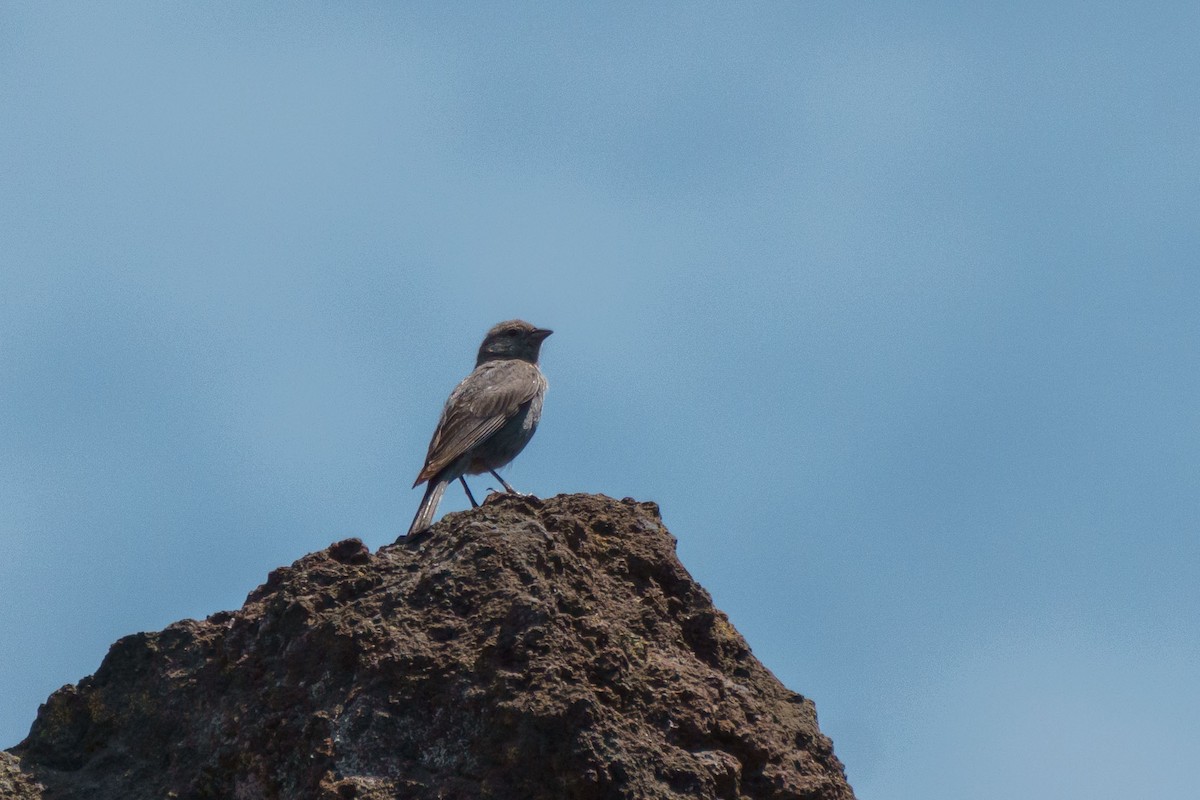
[408,476,449,536]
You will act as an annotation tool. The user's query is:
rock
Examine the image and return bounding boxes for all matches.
[0,753,43,800]
[7,493,854,800]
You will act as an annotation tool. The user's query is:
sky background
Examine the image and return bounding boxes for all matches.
[2,3,1198,798]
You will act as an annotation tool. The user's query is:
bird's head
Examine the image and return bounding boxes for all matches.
[476,320,553,365]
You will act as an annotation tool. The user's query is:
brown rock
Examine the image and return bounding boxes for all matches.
[7,493,854,800]
[0,752,43,800]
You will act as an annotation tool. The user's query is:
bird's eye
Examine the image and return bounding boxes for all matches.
[505,329,518,337]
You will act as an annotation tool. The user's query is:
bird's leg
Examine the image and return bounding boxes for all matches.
[459,476,480,508]
[489,470,521,495]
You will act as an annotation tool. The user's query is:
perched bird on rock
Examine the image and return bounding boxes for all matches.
[408,320,552,535]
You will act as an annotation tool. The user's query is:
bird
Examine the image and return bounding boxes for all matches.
[407,319,553,536]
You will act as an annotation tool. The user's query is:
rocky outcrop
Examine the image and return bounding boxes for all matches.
[7,493,854,799]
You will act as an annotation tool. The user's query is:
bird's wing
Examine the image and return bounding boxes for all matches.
[414,360,542,485]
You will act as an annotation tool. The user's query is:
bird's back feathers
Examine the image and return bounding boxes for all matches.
[414,359,546,485]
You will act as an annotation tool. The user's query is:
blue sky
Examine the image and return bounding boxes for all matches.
[2,4,1197,798]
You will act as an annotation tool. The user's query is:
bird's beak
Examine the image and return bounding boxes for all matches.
[533,328,553,340]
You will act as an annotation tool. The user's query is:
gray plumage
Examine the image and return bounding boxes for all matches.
[408,320,552,535]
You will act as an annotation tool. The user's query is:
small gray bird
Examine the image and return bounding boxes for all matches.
[408,320,552,535]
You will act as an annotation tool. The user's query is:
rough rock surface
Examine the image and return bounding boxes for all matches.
[7,493,854,800]
[0,753,42,800]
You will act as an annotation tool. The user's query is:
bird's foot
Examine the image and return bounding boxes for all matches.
[487,486,530,498]
[488,470,521,495]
